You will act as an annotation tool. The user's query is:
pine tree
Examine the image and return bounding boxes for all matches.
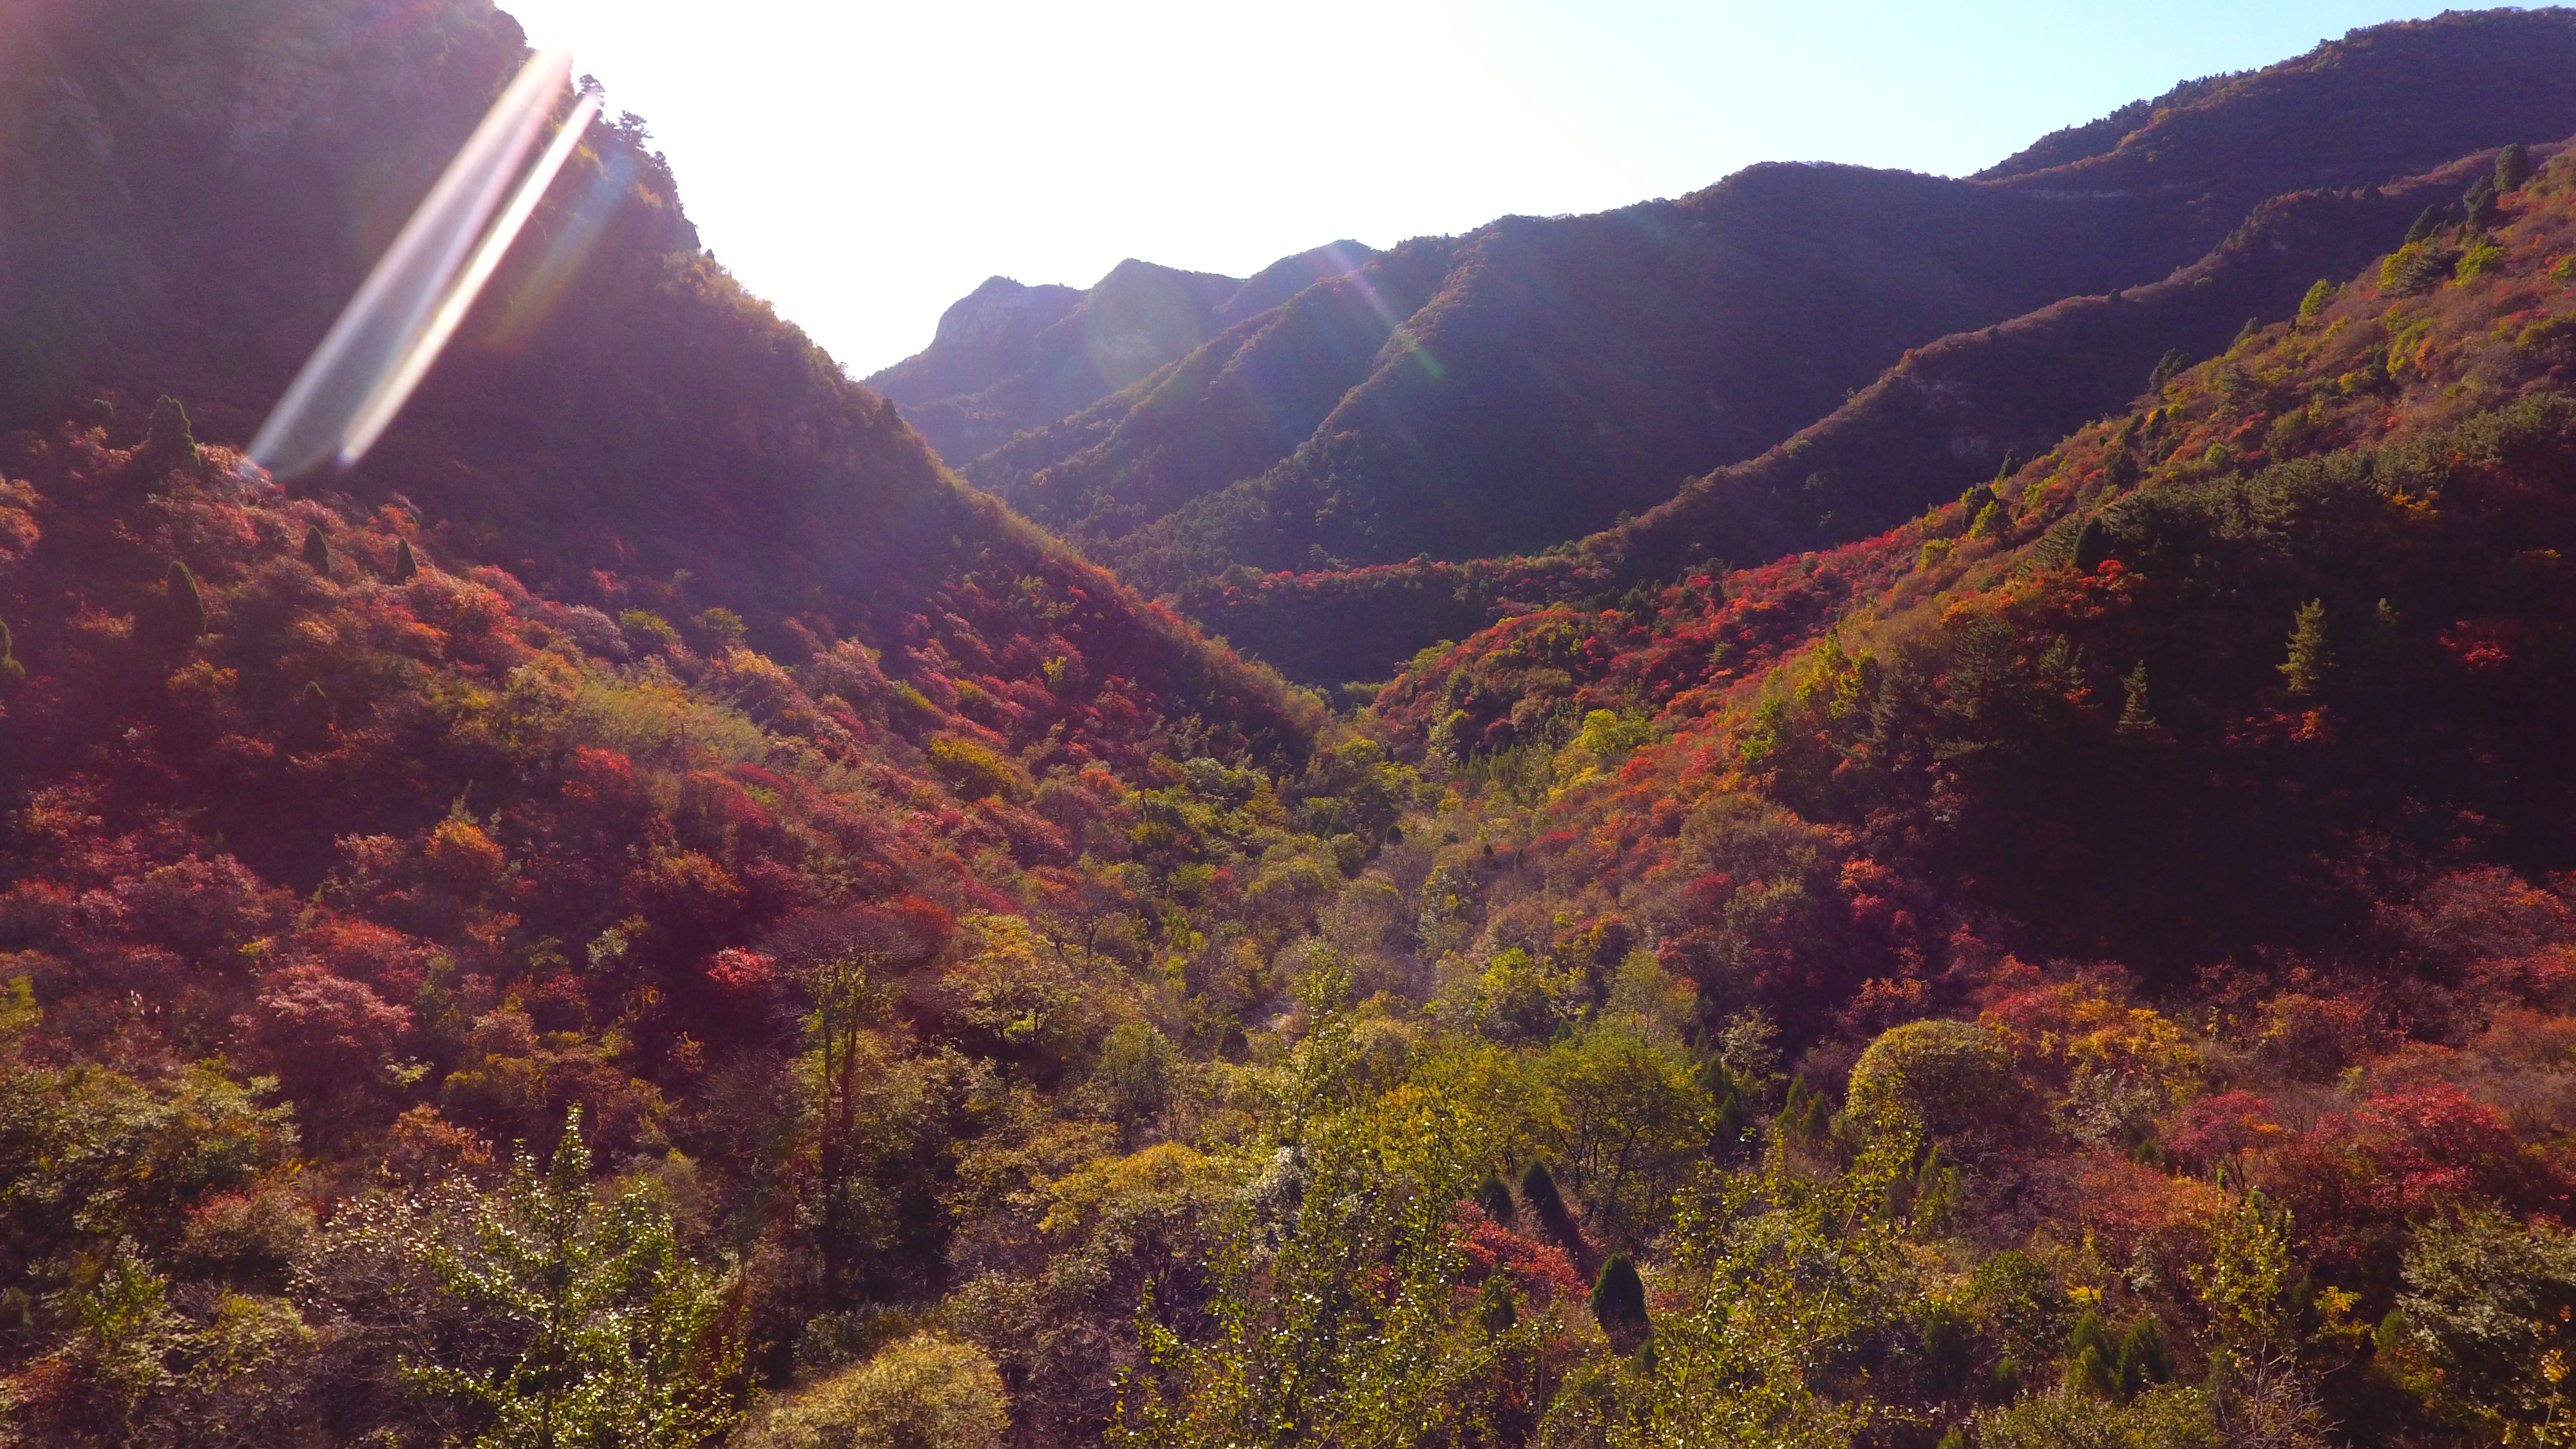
[2405,205,2444,245]
[0,618,21,683]
[301,526,331,576]
[1589,1254,1648,1338]
[2497,142,2533,193]
[2297,279,2337,323]
[1475,1273,1517,1335]
[2465,175,2501,231]
[2069,1309,2120,1397]
[2117,661,2155,735]
[2072,517,2112,574]
[144,395,196,466]
[393,537,421,582]
[2147,349,2192,393]
[2280,599,2331,697]
[1519,1160,1578,1251]
[2115,1317,2174,1398]
[165,561,207,639]
[1473,1172,1515,1226]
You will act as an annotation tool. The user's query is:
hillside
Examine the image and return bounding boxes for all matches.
[1190,145,2546,684]
[1146,131,2576,1449]
[876,8,2576,612]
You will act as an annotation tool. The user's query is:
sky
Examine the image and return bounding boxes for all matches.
[498,0,2454,377]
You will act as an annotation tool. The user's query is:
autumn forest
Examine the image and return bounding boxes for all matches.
[6,5,2576,1448]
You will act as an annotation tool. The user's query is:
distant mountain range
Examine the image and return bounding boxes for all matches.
[873,7,2576,680]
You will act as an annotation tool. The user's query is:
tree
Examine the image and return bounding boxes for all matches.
[2148,350,2192,393]
[2279,600,2331,697]
[2073,518,2112,575]
[2070,1309,2120,1397]
[1537,1025,1708,1245]
[302,526,332,576]
[1519,1159,1580,1255]
[2297,279,2336,324]
[2399,1209,2576,1441]
[1616,1095,1934,1448]
[144,394,196,466]
[2117,661,2155,736]
[410,1107,737,1449]
[1591,1253,1649,1342]
[0,616,23,683]
[395,537,422,582]
[2465,175,2501,231]
[2497,142,2533,194]
[2117,1319,2174,1399]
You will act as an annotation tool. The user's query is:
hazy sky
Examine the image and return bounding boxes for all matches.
[498,0,2451,377]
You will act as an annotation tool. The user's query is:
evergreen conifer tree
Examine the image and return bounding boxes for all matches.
[2148,349,2191,393]
[2072,517,2112,574]
[1519,1160,1578,1251]
[1476,1274,1517,1335]
[2281,600,2331,696]
[394,537,421,582]
[2497,142,2533,193]
[1589,1254,1648,1338]
[2465,175,2501,231]
[144,395,196,466]
[2115,1317,2174,1397]
[1473,1172,1515,1226]
[0,618,21,683]
[2118,661,2155,735]
[301,526,331,576]
[2298,279,2337,323]
[2405,205,2444,245]
[2069,1309,2120,1397]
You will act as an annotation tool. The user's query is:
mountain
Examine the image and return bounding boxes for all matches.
[874,7,2576,652]
[1189,146,2534,683]
[864,242,1378,466]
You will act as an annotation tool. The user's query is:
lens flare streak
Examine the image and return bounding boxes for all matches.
[249,49,596,478]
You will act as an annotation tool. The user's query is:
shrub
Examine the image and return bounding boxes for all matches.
[1978,1385,2217,1449]
[741,1332,1007,1449]
[1846,1019,2013,1137]
[925,735,1021,801]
